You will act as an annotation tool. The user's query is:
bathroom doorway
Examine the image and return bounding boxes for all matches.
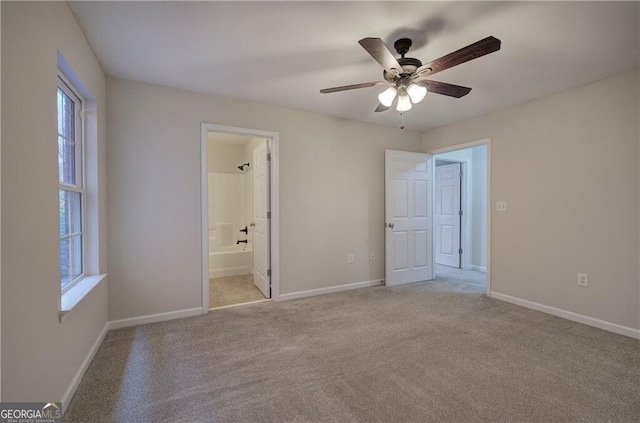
[200,124,280,310]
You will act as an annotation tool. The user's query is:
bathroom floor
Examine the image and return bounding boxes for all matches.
[209,274,267,308]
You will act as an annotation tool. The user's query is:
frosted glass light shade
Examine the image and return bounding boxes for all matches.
[396,95,412,112]
[407,83,427,103]
[378,87,397,107]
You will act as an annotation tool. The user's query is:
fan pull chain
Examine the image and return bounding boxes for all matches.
[400,112,405,130]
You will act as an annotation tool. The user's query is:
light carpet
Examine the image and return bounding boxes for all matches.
[64,273,639,422]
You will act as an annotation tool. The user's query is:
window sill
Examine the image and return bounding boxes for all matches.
[59,274,107,322]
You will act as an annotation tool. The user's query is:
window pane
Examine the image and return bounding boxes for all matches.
[57,89,63,135]
[57,88,75,141]
[59,190,82,237]
[58,86,77,185]
[58,135,76,185]
[61,235,83,288]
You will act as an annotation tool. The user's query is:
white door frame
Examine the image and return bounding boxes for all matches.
[429,138,491,295]
[200,123,280,312]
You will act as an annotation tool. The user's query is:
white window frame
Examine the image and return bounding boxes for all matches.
[58,72,87,294]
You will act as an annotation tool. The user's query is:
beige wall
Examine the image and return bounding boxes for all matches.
[1,2,108,401]
[0,0,3,400]
[471,146,487,269]
[107,77,422,320]
[423,70,640,330]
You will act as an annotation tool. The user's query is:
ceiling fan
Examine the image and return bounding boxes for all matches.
[320,36,501,113]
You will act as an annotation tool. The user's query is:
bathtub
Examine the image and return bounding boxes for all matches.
[209,244,253,278]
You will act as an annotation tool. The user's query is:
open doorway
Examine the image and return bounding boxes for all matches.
[200,124,280,311]
[433,142,488,292]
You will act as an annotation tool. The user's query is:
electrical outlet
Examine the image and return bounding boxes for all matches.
[577,273,588,287]
[370,252,376,261]
[496,201,508,212]
[347,254,354,264]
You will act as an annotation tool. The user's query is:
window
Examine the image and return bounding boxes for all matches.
[58,75,85,292]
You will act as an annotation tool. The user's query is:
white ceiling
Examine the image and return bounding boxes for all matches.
[69,1,639,132]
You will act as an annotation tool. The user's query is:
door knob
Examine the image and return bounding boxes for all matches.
[387,223,394,228]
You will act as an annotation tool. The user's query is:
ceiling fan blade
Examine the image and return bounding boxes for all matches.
[417,80,472,98]
[320,81,388,94]
[375,103,390,113]
[358,38,403,76]
[416,36,501,77]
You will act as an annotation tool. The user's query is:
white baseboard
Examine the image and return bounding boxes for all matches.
[279,279,384,301]
[209,266,251,278]
[108,307,204,330]
[470,265,487,272]
[490,291,640,340]
[62,322,109,414]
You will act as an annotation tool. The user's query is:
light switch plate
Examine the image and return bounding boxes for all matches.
[577,273,588,287]
[496,201,508,212]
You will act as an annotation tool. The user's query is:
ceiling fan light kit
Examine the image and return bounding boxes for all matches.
[396,93,412,112]
[407,83,427,104]
[377,81,427,111]
[320,34,501,117]
[378,86,397,107]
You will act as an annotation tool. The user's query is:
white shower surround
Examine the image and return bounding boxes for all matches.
[208,171,253,277]
[209,245,253,278]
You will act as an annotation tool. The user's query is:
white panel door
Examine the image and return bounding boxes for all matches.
[385,150,433,286]
[253,142,270,298]
[435,163,461,267]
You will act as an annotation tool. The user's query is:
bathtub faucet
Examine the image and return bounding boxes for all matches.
[236,239,248,244]
[239,226,248,235]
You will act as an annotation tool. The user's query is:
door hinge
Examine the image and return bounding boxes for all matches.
[267,269,271,277]
[267,153,271,161]
[458,248,463,255]
[459,210,463,216]
[267,211,271,219]
[459,171,463,178]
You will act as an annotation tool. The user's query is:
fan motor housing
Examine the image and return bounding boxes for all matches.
[399,57,422,70]
[383,38,423,81]
[383,57,423,81]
